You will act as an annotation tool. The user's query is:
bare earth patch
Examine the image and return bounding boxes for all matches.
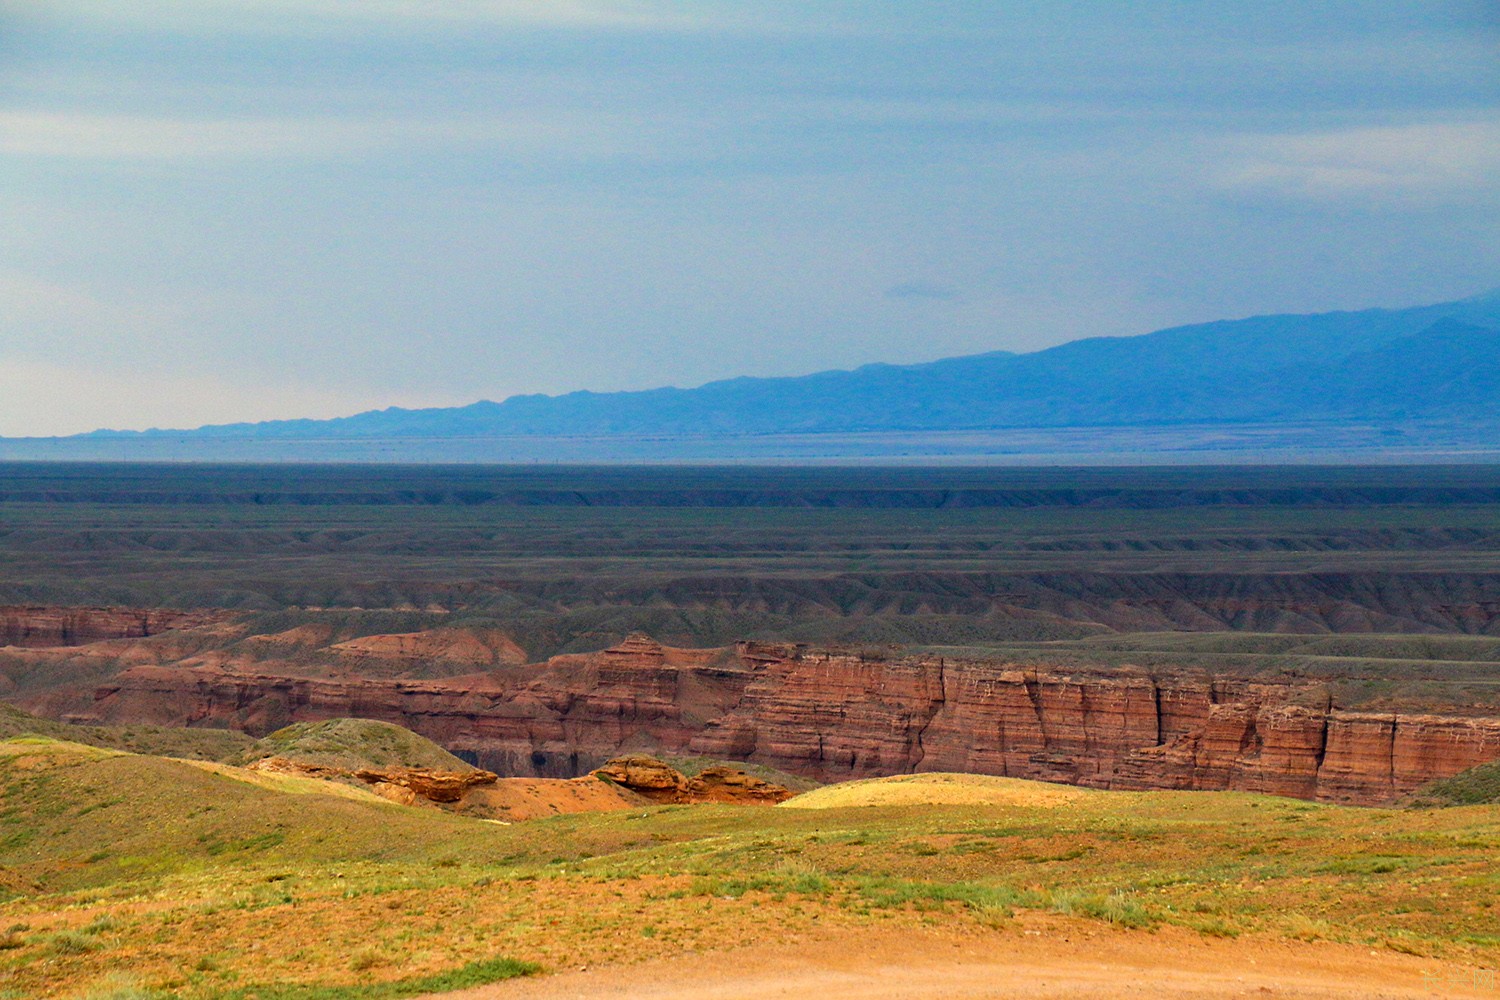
[459,776,645,820]
[424,918,1494,1000]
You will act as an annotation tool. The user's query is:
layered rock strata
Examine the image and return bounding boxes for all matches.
[0,606,230,648]
[80,635,1500,805]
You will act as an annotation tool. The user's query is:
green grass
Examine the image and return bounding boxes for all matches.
[72,977,164,1000]
[234,720,475,773]
[1410,760,1500,806]
[45,930,102,955]
[0,705,252,763]
[0,738,519,897]
[208,957,539,1000]
[1047,890,1157,929]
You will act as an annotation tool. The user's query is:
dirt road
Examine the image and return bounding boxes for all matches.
[421,915,1488,999]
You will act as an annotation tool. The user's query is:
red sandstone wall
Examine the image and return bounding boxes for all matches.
[81,637,1500,805]
[0,606,229,648]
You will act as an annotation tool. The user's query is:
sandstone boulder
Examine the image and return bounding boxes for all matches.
[592,754,794,805]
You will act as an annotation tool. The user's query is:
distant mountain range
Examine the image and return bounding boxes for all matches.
[80,291,1500,444]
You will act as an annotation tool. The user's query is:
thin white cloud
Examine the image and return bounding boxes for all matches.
[1212,120,1500,202]
[0,109,661,161]
[294,0,705,29]
[0,111,372,159]
[35,0,771,37]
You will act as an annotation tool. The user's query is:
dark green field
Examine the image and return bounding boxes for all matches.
[3,462,1500,705]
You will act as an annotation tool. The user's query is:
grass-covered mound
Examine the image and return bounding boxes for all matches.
[782,772,1087,810]
[0,735,537,996]
[234,718,474,772]
[0,736,507,891]
[1408,759,1500,806]
[0,702,253,761]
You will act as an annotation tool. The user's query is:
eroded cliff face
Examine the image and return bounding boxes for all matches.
[73,634,1500,805]
[0,606,230,648]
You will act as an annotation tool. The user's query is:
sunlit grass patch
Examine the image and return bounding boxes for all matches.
[1046,890,1157,929]
[207,957,539,1000]
[782,772,1089,810]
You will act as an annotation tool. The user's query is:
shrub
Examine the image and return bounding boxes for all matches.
[84,914,119,935]
[348,947,389,972]
[1049,891,1156,929]
[1190,917,1239,938]
[46,930,101,955]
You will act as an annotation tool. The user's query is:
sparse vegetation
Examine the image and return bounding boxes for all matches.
[1409,760,1500,806]
[0,705,252,763]
[72,975,166,1000]
[5,465,1500,693]
[46,929,102,955]
[209,957,540,999]
[3,735,1498,997]
[661,756,822,793]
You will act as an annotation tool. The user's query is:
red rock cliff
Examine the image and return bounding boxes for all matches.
[78,636,1500,805]
[0,606,229,648]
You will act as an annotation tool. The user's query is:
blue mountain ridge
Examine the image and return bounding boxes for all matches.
[80,290,1500,440]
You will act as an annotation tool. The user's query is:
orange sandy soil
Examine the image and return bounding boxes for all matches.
[455,777,644,820]
[425,916,1493,1000]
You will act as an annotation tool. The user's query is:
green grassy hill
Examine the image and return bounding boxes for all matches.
[1408,760,1500,807]
[233,718,475,772]
[0,703,253,761]
[0,737,509,896]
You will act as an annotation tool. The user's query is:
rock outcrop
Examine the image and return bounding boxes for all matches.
[592,754,795,805]
[352,765,498,803]
[248,755,497,804]
[72,636,1500,806]
[328,629,528,672]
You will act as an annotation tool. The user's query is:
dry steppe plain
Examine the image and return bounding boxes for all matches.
[2,729,1499,999]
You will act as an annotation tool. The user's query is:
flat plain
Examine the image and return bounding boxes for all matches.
[5,463,1500,705]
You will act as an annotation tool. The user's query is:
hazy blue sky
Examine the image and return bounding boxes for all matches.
[2,1,1497,435]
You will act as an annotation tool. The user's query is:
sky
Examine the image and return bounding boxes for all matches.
[1,1,1498,436]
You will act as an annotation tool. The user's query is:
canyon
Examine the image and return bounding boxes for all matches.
[9,617,1495,806]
